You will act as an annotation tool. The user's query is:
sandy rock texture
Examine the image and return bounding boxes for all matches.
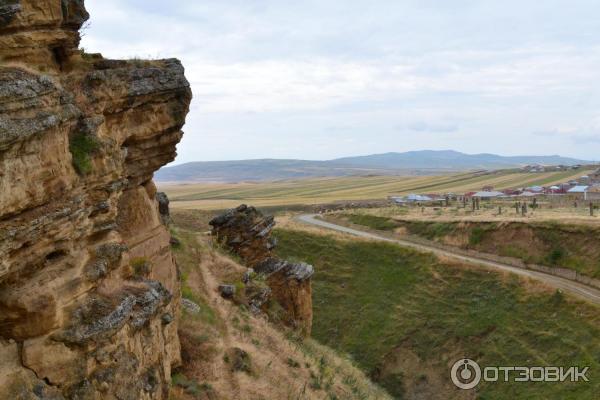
[209,204,277,267]
[0,1,191,399]
[209,205,314,335]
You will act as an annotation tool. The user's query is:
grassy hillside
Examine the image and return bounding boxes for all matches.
[170,226,392,400]
[274,228,600,399]
[161,168,594,210]
[328,212,600,279]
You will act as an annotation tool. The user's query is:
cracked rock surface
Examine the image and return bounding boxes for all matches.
[211,205,314,336]
[0,1,191,398]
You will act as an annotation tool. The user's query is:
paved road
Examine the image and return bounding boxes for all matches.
[297,214,600,305]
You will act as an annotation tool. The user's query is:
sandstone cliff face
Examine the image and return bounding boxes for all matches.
[0,1,191,399]
[209,205,314,336]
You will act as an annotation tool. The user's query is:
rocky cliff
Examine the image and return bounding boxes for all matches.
[209,205,314,336]
[0,1,191,399]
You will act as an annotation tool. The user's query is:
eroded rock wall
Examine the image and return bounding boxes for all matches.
[0,1,191,398]
[210,205,314,335]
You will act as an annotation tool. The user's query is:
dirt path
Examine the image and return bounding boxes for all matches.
[297,214,600,306]
[188,235,243,398]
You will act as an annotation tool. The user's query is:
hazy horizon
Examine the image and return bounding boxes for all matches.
[83,1,600,165]
[158,149,595,165]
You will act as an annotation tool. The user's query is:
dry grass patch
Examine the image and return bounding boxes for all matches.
[170,223,391,400]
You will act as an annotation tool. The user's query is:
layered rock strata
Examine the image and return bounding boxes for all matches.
[209,204,276,267]
[210,204,314,335]
[0,1,191,399]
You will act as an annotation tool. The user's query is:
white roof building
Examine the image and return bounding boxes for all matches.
[472,191,504,198]
[391,194,433,203]
[519,191,537,197]
[527,186,544,193]
[568,186,589,193]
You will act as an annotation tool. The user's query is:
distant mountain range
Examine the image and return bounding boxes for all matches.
[155,150,592,183]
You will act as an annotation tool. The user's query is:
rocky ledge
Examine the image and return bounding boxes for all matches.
[210,205,314,335]
[0,1,191,399]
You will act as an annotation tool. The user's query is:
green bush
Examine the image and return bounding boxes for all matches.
[69,132,99,175]
[172,372,214,398]
[547,247,565,265]
[130,257,151,277]
[286,357,301,368]
[468,226,486,246]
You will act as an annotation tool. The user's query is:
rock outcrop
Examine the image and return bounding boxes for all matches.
[209,204,276,267]
[255,258,314,335]
[0,1,191,399]
[209,205,314,335]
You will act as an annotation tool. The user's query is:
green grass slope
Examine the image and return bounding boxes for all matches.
[274,229,600,399]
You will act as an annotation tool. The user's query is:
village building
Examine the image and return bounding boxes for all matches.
[472,191,505,199]
[391,194,434,203]
[567,185,590,200]
[587,186,600,201]
[527,185,544,193]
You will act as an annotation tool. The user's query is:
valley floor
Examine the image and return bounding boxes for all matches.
[171,208,600,400]
[273,224,600,400]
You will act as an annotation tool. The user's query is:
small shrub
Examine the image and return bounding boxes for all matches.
[69,132,99,175]
[547,247,565,265]
[130,257,151,277]
[549,290,565,307]
[286,358,301,368]
[468,226,486,246]
[171,372,215,398]
[230,347,252,374]
[170,235,182,249]
[377,372,406,399]
[309,370,322,390]
[181,285,196,301]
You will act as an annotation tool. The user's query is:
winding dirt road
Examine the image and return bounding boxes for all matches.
[297,214,600,305]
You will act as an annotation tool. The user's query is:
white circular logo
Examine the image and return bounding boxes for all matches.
[451,358,482,389]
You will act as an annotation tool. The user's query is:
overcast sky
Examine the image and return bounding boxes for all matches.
[82,0,600,164]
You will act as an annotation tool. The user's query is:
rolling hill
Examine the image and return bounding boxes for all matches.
[155,150,590,183]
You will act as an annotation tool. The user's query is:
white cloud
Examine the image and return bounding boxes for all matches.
[82,0,600,162]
